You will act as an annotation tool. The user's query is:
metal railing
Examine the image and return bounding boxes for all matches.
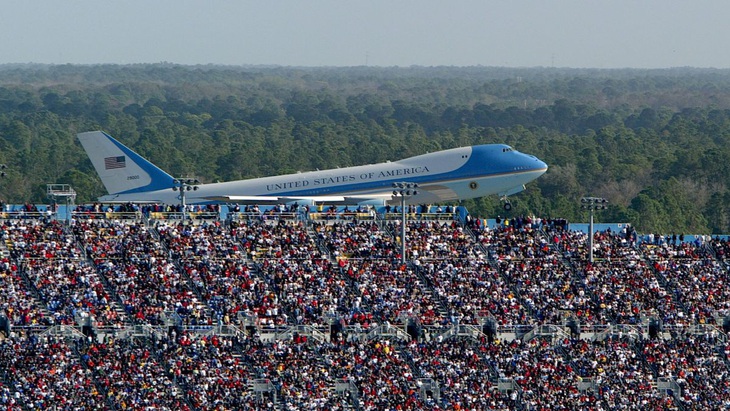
[657,377,683,402]
[71,211,145,220]
[273,324,329,342]
[381,212,457,221]
[433,323,486,341]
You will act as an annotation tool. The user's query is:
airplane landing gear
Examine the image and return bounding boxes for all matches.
[500,195,512,211]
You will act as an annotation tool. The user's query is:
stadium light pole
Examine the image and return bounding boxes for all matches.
[581,197,608,263]
[0,164,5,212]
[172,178,200,221]
[392,182,419,265]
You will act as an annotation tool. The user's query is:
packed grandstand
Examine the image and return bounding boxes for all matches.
[1,203,729,410]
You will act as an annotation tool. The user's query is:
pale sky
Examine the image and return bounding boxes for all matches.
[1,1,727,68]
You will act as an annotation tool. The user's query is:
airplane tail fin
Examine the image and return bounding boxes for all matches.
[77,131,175,195]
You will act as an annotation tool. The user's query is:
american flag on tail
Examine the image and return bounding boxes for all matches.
[104,156,126,170]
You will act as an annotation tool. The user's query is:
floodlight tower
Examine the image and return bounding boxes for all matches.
[580,197,608,263]
[392,182,419,265]
[172,178,200,220]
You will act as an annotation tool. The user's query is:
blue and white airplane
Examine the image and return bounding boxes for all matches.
[78,131,547,209]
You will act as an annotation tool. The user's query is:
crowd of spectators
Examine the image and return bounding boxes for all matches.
[642,240,730,325]
[80,335,191,410]
[711,237,730,262]
[1,208,730,409]
[485,336,586,409]
[318,220,396,259]
[258,257,357,327]
[486,223,596,325]
[406,220,480,260]
[0,333,107,409]
[16,219,125,327]
[556,228,681,325]
[406,337,515,409]
[0,254,47,327]
[157,221,257,325]
[73,219,211,326]
[343,259,444,326]
[417,259,532,326]
[155,331,255,410]
[561,336,679,410]
[73,202,221,219]
[641,332,730,409]
[0,219,125,328]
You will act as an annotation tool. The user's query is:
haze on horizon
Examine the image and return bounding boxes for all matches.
[1,0,727,69]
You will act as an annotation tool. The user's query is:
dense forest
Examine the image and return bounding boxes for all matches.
[1,63,730,233]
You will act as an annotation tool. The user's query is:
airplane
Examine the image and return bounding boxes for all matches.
[78,131,548,210]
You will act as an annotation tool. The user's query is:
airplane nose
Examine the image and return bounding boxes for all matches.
[528,155,548,173]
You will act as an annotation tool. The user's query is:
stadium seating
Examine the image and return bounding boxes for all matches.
[0,208,728,409]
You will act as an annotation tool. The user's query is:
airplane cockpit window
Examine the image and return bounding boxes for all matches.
[502,147,514,153]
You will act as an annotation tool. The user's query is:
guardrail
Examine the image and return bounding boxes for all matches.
[309,212,375,222]
[660,323,727,342]
[339,323,412,342]
[228,211,300,222]
[0,211,53,219]
[657,377,682,401]
[382,212,457,221]
[71,211,145,220]
[576,377,597,392]
[592,324,642,341]
[250,378,277,403]
[273,324,330,342]
[38,324,87,339]
[521,324,571,343]
[147,211,220,220]
[433,323,486,341]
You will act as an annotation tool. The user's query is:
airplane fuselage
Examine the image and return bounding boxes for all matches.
[97,144,547,205]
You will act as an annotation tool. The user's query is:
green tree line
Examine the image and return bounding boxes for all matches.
[1,64,729,233]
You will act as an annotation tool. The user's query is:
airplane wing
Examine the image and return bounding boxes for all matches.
[203,183,454,205]
[202,195,282,204]
[202,193,395,205]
